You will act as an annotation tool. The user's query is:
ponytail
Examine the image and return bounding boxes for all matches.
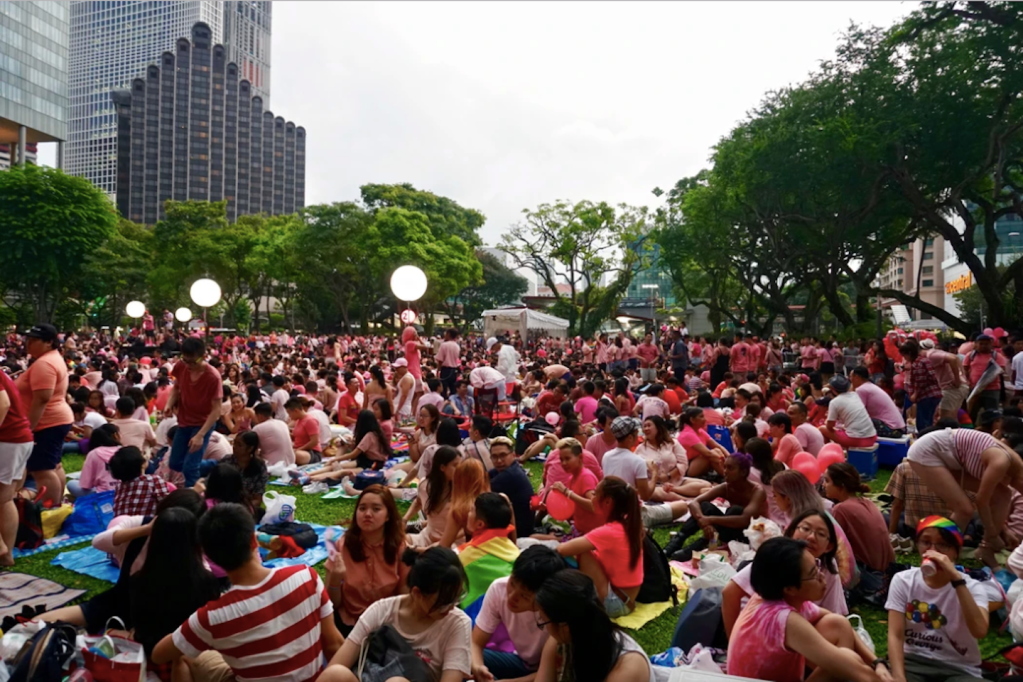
[595,477,642,569]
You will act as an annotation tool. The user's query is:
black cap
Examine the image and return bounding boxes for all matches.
[25,324,58,343]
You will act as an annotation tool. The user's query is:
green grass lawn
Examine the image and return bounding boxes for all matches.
[5,455,1014,658]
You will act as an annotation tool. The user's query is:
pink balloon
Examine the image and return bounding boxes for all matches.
[546,490,576,521]
[794,459,822,485]
[792,452,817,470]
[819,443,844,460]
[817,449,846,474]
[995,327,1007,338]
[545,412,561,426]
[984,327,994,336]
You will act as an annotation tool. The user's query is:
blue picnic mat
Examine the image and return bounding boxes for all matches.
[52,523,344,582]
[12,532,98,558]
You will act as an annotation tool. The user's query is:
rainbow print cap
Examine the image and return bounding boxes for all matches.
[916,516,963,548]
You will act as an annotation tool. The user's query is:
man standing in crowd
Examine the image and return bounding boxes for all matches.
[964,333,1007,416]
[436,327,462,398]
[920,339,969,420]
[900,340,943,433]
[166,337,223,487]
[636,333,661,384]
[668,329,689,382]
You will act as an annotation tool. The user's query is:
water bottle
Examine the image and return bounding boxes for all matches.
[921,558,937,578]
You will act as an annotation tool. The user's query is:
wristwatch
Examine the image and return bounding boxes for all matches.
[950,578,967,589]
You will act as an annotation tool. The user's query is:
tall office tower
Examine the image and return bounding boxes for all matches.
[222,2,270,102]
[112,23,303,224]
[0,2,69,165]
[67,1,270,197]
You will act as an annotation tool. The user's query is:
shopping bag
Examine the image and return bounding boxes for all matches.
[260,491,296,525]
[847,614,875,653]
[41,505,73,539]
[63,490,116,537]
[79,632,145,682]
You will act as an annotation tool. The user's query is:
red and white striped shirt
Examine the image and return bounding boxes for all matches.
[173,565,332,682]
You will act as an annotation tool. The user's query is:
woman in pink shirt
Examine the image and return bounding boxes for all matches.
[67,423,122,497]
[767,412,803,466]
[636,416,712,500]
[677,407,727,478]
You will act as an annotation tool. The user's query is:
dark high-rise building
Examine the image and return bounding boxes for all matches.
[112,22,303,223]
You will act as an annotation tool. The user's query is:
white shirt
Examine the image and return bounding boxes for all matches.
[253,419,295,467]
[496,345,520,382]
[270,388,290,421]
[826,392,876,439]
[309,408,333,447]
[1013,352,1023,390]
[154,415,177,446]
[601,447,648,487]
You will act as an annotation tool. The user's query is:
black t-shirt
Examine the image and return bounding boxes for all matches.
[672,340,690,371]
[489,462,535,537]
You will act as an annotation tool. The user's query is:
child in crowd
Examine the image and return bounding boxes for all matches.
[68,423,122,498]
[459,492,520,619]
[111,445,172,517]
[470,546,567,682]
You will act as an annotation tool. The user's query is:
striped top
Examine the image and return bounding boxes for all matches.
[954,429,1007,480]
[173,565,332,682]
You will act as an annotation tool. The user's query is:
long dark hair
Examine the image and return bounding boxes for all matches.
[373,397,393,421]
[205,463,245,505]
[345,485,405,565]
[353,410,392,459]
[420,403,441,434]
[90,423,121,448]
[369,365,387,390]
[424,445,459,516]
[435,417,461,447]
[594,477,642,569]
[746,437,783,484]
[134,507,214,592]
[535,570,624,682]
[643,415,672,448]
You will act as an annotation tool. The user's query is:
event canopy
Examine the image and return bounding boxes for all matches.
[481,307,570,339]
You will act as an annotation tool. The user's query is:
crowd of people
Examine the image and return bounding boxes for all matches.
[2,320,1023,682]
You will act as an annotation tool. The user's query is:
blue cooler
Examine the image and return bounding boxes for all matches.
[877,436,911,467]
[848,444,879,480]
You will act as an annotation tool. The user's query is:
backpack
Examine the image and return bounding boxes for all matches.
[9,623,78,682]
[514,419,555,456]
[356,624,433,682]
[257,521,319,549]
[637,531,677,606]
[353,469,386,490]
[14,492,45,550]
[670,587,728,651]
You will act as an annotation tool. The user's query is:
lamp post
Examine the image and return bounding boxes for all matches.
[390,265,427,328]
[189,278,221,338]
[126,300,145,335]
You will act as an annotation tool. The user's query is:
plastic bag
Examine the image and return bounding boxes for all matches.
[650,643,723,673]
[1008,578,1023,608]
[1,622,46,662]
[728,540,756,568]
[687,557,736,595]
[260,491,296,525]
[848,615,875,654]
[743,516,782,550]
[41,505,73,539]
[63,490,116,537]
[266,462,295,480]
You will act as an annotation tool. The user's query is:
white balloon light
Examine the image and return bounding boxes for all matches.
[190,278,222,308]
[125,300,146,318]
[175,307,193,323]
[390,265,427,302]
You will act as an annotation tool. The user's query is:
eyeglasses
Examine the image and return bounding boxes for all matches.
[801,558,824,582]
[917,539,954,554]
[535,616,553,630]
[795,524,831,544]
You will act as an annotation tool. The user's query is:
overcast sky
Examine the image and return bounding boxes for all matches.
[44,1,913,247]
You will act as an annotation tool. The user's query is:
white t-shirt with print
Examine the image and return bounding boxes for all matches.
[346,596,472,678]
[885,567,986,677]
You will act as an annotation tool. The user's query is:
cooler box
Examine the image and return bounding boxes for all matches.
[848,443,879,480]
[877,435,911,467]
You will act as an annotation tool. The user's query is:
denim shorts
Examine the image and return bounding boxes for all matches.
[604,590,631,619]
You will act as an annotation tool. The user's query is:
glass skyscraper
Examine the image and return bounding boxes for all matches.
[67,1,270,197]
[0,1,69,166]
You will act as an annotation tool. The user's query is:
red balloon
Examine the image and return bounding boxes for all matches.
[546,490,576,521]
[794,459,822,485]
[817,449,846,474]
[792,452,817,470]
[819,443,844,460]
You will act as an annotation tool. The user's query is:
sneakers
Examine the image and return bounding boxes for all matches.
[671,537,710,562]
[890,534,913,553]
[302,481,329,494]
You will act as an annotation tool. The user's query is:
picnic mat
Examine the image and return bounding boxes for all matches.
[52,523,344,582]
[611,567,688,630]
[11,532,98,558]
[0,572,86,621]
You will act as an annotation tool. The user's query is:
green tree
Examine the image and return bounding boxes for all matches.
[148,200,229,309]
[0,165,118,323]
[80,218,154,329]
[445,250,528,331]
[361,183,485,246]
[501,200,648,336]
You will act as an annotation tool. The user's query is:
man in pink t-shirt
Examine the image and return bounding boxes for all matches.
[636,333,661,383]
[436,328,461,398]
[850,367,905,435]
[730,334,751,374]
[574,382,600,424]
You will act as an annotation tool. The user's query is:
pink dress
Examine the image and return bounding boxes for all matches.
[728,595,822,682]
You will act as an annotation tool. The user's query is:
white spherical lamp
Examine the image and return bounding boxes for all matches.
[390,265,427,302]
[190,278,222,308]
[175,307,193,323]
[125,300,146,318]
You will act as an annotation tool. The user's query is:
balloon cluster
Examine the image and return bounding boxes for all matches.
[790,443,847,485]
[905,600,947,630]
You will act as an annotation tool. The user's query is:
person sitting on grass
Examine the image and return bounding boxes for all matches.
[470,546,567,682]
[286,397,321,465]
[728,536,889,682]
[308,409,391,481]
[664,451,767,560]
[546,437,604,536]
[318,546,473,682]
[556,477,644,618]
[220,430,268,513]
[153,502,344,682]
[488,436,535,538]
[67,423,122,498]
[111,445,172,517]
[886,516,989,682]
[532,569,653,682]
[459,492,520,619]
[635,415,713,500]
[723,509,849,637]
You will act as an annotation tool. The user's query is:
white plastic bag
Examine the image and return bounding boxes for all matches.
[688,555,736,595]
[1008,577,1023,608]
[743,516,782,550]
[848,615,875,654]
[266,462,293,480]
[1,621,45,662]
[728,540,756,568]
[261,491,296,524]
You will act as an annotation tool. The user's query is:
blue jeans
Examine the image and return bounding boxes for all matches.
[915,396,940,433]
[482,649,532,680]
[62,441,82,454]
[168,425,212,487]
[67,480,89,498]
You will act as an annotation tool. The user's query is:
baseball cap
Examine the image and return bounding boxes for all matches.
[610,416,641,440]
[828,375,851,393]
[977,333,993,341]
[393,358,408,367]
[25,324,58,343]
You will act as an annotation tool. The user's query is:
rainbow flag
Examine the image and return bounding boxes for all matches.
[458,526,520,623]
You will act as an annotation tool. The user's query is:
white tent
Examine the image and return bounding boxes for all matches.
[482,307,570,339]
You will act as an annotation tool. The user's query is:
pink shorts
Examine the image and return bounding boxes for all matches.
[832,430,877,449]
